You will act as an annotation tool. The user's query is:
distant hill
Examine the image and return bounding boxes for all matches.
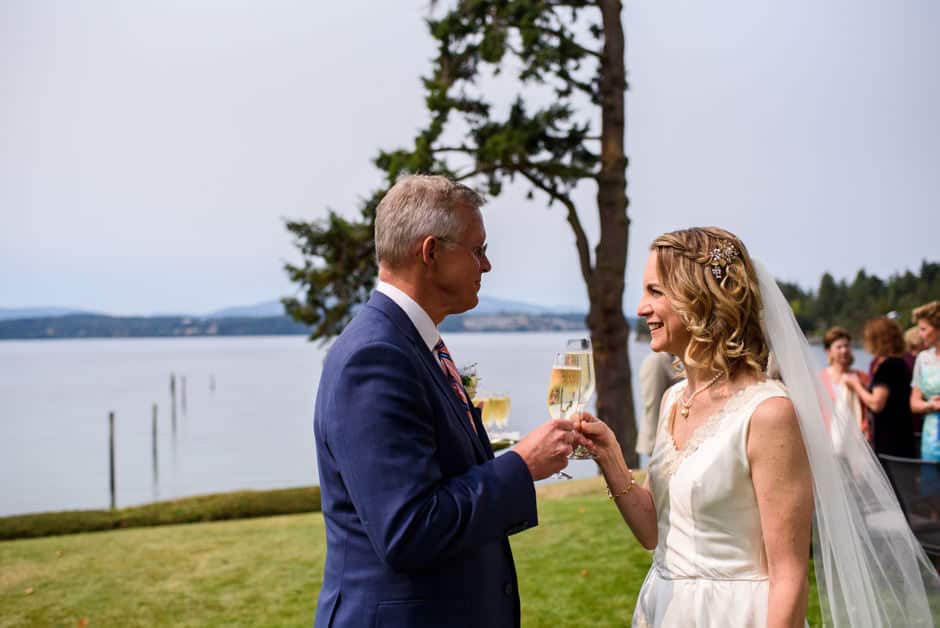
[0,307,96,321]
[0,313,308,340]
[441,312,587,333]
[205,300,285,319]
[474,296,583,315]
[0,295,591,340]
[204,296,582,319]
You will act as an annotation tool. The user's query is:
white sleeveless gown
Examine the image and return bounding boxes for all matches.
[633,380,790,628]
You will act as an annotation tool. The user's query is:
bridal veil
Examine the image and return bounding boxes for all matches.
[755,259,939,626]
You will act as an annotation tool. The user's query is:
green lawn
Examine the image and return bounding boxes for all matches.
[0,483,821,627]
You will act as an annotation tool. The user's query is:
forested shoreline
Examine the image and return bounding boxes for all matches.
[779,260,938,337]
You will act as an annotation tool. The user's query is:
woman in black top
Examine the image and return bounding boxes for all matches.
[845,317,916,458]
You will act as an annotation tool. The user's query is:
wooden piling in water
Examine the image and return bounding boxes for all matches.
[152,403,158,483]
[170,373,177,434]
[109,411,116,510]
[181,376,187,414]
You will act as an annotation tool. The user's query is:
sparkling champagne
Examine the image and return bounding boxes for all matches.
[564,351,596,402]
[564,339,597,460]
[481,394,510,428]
[547,365,581,419]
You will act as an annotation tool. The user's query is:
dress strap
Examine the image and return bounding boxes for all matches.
[736,380,789,417]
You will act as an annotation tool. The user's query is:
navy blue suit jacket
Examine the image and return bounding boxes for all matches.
[313,292,538,628]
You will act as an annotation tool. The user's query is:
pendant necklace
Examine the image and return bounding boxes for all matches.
[679,373,722,419]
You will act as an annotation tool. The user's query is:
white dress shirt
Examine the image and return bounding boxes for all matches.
[375,280,440,352]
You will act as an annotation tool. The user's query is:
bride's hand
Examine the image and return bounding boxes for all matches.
[572,412,617,462]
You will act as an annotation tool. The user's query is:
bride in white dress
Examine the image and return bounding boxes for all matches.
[580,227,939,627]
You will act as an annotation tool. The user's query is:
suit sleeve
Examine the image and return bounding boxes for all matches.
[327,341,537,572]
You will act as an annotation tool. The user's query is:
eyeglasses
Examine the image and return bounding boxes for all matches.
[437,236,489,261]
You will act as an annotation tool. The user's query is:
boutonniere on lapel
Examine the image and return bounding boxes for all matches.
[459,362,479,400]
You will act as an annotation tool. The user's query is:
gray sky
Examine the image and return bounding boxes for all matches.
[2,0,937,316]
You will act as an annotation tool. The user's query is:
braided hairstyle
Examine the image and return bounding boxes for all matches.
[651,227,768,380]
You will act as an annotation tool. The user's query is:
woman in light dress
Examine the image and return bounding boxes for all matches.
[818,326,872,447]
[911,301,940,461]
[578,227,939,627]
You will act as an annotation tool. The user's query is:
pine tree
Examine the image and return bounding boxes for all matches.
[283,1,639,462]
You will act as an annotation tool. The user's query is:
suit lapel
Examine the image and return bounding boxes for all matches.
[417,343,490,462]
[367,293,489,462]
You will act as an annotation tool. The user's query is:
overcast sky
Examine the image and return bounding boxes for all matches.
[2,0,937,316]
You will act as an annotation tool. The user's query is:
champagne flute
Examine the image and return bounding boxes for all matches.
[481,393,516,450]
[478,392,511,431]
[475,393,492,427]
[547,353,581,478]
[565,338,596,460]
[488,394,511,430]
[547,353,581,420]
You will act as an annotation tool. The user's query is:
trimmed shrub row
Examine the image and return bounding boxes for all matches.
[0,486,321,541]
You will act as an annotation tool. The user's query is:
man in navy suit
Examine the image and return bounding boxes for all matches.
[313,174,584,627]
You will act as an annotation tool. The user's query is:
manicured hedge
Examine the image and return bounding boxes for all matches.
[0,486,321,541]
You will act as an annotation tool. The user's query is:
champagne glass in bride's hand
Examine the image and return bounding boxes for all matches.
[547,352,581,478]
[565,338,597,460]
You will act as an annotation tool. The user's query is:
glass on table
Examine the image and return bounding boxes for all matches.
[474,392,517,451]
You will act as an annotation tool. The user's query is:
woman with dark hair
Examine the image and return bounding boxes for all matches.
[844,317,916,459]
[819,326,871,445]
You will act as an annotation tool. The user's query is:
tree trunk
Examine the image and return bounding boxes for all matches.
[591,0,636,467]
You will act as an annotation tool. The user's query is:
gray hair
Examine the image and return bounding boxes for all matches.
[374,174,485,268]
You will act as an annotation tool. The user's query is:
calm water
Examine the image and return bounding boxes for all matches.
[0,333,850,517]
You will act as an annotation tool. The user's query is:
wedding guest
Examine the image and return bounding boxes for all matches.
[844,317,916,459]
[905,325,925,362]
[577,227,937,626]
[905,325,926,436]
[635,351,682,458]
[911,301,940,462]
[818,326,871,444]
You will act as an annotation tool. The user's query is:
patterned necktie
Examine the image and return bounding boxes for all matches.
[434,339,477,432]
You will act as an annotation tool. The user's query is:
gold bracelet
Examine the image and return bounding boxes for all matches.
[606,475,637,500]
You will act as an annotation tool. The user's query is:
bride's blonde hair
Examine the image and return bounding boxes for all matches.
[651,227,768,380]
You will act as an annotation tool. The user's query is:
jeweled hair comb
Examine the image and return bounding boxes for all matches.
[708,241,739,280]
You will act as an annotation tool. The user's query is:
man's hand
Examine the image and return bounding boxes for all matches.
[513,418,590,481]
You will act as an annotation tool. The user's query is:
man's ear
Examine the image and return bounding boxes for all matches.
[419,235,438,266]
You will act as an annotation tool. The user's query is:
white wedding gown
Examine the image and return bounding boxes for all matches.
[633,379,795,628]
